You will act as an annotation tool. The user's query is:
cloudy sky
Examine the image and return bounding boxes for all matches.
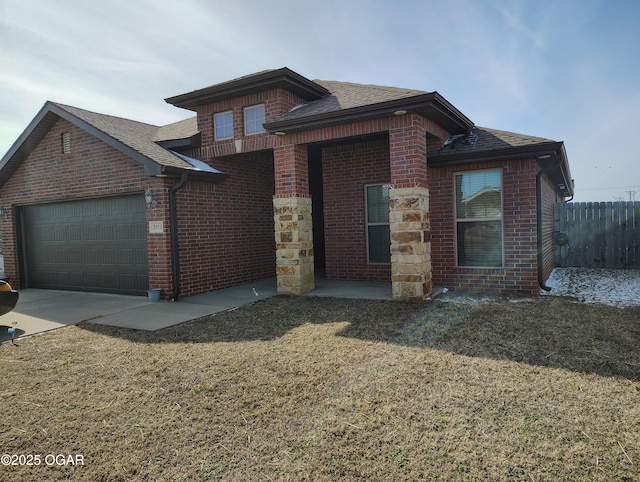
[1,0,639,202]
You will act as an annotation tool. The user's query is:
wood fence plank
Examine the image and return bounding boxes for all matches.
[587,202,595,266]
[627,201,640,268]
[554,201,640,269]
[605,201,617,268]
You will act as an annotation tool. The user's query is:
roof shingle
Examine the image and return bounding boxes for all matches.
[53,103,194,171]
[271,80,430,123]
[430,126,558,158]
[154,117,198,142]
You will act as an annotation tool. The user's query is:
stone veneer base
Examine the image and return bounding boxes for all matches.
[273,196,315,295]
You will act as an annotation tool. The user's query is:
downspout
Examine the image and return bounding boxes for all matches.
[169,173,188,301]
[536,159,562,291]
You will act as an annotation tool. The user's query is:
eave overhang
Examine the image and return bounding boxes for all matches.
[165,67,330,111]
[157,165,229,182]
[264,92,473,136]
[429,141,574,198]
[155,132,202,150]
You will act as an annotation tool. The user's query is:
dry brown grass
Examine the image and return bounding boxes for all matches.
[0,294,638,481]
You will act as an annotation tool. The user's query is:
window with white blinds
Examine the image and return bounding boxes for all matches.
[455,170,503,267]
[365,184,391,264]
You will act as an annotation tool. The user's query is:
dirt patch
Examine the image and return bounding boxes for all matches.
[0,295,638,481]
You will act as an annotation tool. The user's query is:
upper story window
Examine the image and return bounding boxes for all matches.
[455,169,503,267]
[214,111,233,140]
[244,104,265,135]
[62,132,71,154]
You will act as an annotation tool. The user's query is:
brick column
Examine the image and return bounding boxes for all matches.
[273,144,314,294]
[389,115,432,301]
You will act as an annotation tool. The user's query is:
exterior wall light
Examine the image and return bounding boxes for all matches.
[145,188,157,208]
[393,110,408,116]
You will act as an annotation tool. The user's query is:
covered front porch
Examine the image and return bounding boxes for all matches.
[272,113,444,302]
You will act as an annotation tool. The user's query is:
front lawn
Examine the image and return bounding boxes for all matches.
[1,295,638,481]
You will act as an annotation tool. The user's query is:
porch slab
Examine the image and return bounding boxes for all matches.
[308,277,392,299]
[183,275,396,305]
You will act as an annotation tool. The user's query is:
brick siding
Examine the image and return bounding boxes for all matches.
[321,138,391,281]
[540,171,561,284]
[195,88,306,156]
[174,152,275,298]
[429,158,543,295]
[389,114,428,189]
[273,144,309,197]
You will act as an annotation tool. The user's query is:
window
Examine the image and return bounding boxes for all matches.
[455,169,503,267]
[214,111,233,140]
[366,184,391,264]
[244,104,265,135]
[62,132,71,154]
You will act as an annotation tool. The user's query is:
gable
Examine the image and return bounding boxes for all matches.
[0,102,227,189]
[4,118,149,199]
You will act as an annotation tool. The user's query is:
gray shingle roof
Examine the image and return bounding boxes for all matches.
[428,125,573,197]
[430,126,559,159]
[265,78,472,134]
[0,102,226,187]
[165,67,329,109]
[271,80,430,123]
[154,117,198,142]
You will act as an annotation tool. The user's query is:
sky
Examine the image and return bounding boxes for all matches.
[1,0,639,202]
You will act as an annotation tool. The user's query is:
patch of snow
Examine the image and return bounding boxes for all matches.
[543,267,640,308]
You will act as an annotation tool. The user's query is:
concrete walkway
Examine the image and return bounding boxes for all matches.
[0,276,393,342]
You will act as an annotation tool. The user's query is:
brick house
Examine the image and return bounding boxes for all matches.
[0,67,573,301]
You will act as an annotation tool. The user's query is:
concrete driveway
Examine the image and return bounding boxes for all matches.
[0,278,279,343]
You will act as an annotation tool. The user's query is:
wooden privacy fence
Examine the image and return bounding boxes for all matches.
[554,202,640,268]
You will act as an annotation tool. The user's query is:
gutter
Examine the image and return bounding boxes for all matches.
[169,173,188,301]
[536,158,562,291]
[428,142,565,166]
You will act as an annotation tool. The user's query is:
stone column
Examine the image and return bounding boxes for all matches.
[273,196,314,294]
[389,186,432,301]
[389,114,432,301]
[273,144,314,295]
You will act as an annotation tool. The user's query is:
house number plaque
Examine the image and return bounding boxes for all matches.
[149,221,164,234]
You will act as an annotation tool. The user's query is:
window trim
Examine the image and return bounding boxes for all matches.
[214,111,234,140]
[244,104,265,135]
[365,183,391,265]
[454,168,504,268]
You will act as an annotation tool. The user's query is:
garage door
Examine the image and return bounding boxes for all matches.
[22,195,148,295]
